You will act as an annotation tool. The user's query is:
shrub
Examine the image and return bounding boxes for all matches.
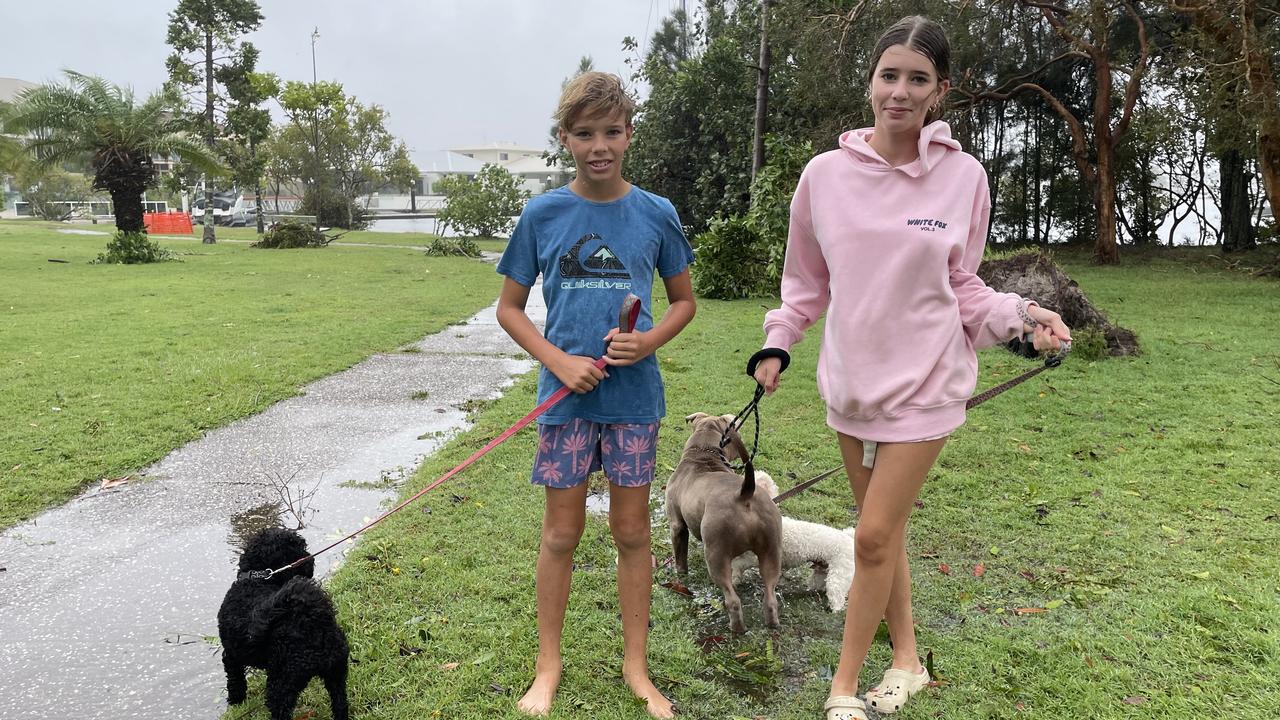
[94,231,174,264]
[300,188,369,230]
[744,135,814,284]
[424,237,481,257]
[689,135,813,299]
[17,166,93,220]
[690,216,774,299]
[254,221,332,249]
[436,164,529,238]
[1067,324,1110,362]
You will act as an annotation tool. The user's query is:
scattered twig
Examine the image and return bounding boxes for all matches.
[258,467,322,530]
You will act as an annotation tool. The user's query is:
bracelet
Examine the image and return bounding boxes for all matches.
[1017,299,1039,329]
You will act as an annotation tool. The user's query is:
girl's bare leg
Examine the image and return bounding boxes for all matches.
[828,435,944,700]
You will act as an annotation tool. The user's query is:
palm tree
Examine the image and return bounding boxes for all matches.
[4,71,221,233]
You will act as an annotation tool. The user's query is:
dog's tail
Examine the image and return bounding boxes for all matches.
[246,576,335,640]
[725,430,756,501]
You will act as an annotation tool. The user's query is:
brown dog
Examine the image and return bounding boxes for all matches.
[665,412,782,633]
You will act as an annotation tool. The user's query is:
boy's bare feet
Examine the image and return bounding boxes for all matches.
[517,665,561,717]
[623,666,676,719]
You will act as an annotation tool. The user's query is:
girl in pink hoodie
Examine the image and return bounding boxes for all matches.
[751,16,1071,720]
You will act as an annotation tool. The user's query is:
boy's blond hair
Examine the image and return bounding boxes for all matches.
[554,71,636,130]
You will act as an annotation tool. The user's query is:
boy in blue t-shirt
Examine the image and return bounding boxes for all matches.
[495,71,695,718]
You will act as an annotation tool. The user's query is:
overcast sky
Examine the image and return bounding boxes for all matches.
[3,0,690,160]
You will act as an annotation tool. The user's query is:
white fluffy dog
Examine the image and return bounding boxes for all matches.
[731,471,857,612]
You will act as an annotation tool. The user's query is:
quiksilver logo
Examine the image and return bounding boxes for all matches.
[906,218,947,231]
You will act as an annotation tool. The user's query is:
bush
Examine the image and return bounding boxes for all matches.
[17,166,93,220]
[436,164,529,238]
[424,237,481,257]
[744,135,814,283]
[689,135,813,299]
[300,188,369,230]
[253,220,332,249]
[93,231,174,264]
[1067,324,1111,362]
[690,216,775,299]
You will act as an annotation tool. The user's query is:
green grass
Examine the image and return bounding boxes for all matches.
[0,220,502,528]
[6,219,1276,718]
[151,222,509,253]
[237,249,1279,720]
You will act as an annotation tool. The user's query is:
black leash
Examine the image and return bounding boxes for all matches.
[719,383,764,470]
[716,348,794,468]
[740,341,1072,504]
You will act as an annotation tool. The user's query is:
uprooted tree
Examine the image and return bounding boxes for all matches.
[979,250,1141,357]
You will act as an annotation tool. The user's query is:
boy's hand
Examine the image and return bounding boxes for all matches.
[550,354,607,393]
[602,327,653,366]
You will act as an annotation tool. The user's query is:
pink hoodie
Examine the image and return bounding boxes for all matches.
[763,121,1025,442]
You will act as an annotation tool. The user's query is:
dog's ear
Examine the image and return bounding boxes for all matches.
[719,413,736,426]
[685,412,708,424]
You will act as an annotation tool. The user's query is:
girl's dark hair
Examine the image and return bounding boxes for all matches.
[866,16,951,124]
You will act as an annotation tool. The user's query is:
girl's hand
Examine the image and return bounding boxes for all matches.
[753,357,782,395]
[551,354,607,393]
[1026,305,1072,352]
[602,327,653,366]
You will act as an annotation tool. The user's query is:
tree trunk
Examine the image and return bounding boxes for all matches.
[1019,112,1029,244]
[250,138,265,234]
[1095,102,1116,262]
[1033,106,1043,244]
[750,0,771,181]
[110,185,146,234]
[1219,149,1256,252]
[1260,122,1280,227]
[202,29,217,244]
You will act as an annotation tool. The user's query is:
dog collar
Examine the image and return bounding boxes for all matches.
[685,446,731,466]
[237,569,275,581]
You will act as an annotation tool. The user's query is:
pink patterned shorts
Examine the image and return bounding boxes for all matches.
[531,419,661,488]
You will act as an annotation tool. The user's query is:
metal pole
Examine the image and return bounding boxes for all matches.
[311,26,319,83]
[310,27,321,229]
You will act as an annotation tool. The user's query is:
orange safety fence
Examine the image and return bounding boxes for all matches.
[143,212,195,234]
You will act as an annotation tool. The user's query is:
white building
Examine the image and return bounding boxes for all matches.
[449,142,572,196]
[449,142,542,165]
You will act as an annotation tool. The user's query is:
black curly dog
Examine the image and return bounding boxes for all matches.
[218,527,349,720]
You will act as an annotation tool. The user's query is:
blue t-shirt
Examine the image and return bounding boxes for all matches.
[497,185,695,425]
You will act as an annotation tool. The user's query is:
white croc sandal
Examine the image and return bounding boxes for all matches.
[866,666,930,714]
[823,695,867,720]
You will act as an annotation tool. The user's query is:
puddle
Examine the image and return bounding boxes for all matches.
[56,228,110,235]
[654,519,850,711]
[585,491,610,515]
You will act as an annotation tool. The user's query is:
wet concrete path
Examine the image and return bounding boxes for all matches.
[0,261,543,719]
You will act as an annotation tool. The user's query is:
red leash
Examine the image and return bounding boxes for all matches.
[252,294,644,580]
